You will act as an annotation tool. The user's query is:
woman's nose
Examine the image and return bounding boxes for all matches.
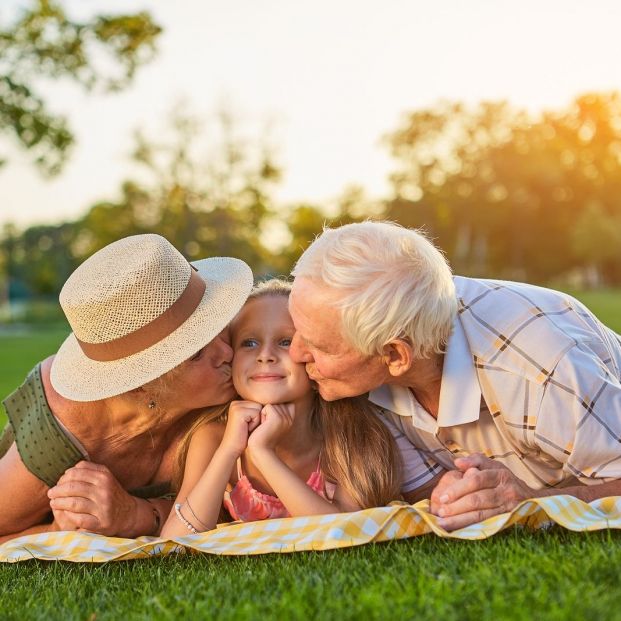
[215,334,234,364]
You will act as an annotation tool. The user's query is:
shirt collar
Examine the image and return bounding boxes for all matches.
[437,314,481,426]
[369,315,481,429]
[368,383,438,433]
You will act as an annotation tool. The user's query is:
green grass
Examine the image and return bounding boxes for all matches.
[1,530,621,620]
[1,290,621,620]
[563,288,621,332]
[0,322,68,426]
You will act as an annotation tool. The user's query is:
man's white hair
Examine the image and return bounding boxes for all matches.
[292,221,457,359]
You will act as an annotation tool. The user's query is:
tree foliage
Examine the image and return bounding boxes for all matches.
[384,93,621,284]
[5,92,621,306]
[0,108,286,302]
[0,0,161,174]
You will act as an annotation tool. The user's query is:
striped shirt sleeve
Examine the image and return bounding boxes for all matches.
[377,411,445,492]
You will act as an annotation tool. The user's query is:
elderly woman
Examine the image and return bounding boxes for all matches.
[0,234,252,542]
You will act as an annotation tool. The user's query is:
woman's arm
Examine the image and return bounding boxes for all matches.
[0,443,54,540]
[0,441,164,540]
[0,524,59,545]
[160,400,262,537]
[247,404,361,516]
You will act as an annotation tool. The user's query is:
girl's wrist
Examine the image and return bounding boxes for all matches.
[214,443,244,462]
[246,445,277,465]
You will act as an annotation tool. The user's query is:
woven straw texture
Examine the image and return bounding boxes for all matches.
[51,235,253,401]
[60,235,193,342]
[2,496,620,563]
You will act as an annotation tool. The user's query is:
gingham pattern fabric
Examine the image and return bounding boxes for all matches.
[372,277,621,492]
[1,496,621,563]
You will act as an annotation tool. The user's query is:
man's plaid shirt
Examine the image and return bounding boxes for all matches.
[371,277,621,493]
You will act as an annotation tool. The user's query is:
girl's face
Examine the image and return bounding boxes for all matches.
[231,295,313,405]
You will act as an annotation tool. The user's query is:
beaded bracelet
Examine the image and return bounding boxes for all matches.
[185,497,210,531]
[174,503,199,534]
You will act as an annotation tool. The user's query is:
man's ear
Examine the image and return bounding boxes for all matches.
[382,340,414,377]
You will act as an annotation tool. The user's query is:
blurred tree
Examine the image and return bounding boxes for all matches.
[572,202,621,284]
[0,0,161,174]
[69,182,149,260]
[72,107,282,274]
[1,221,77,298]
[273,186,381,274]
[0,107,282,301]
[274,203,327,273]
[7,91,621,304]
[332,184,383,225]
[0,224,17,313]
[384,93,621,284]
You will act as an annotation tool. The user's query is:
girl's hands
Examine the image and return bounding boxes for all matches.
[247,403,296,451]
[221,400,263,456]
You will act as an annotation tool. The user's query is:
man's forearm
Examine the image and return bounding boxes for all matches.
[533,478,621,503]
[402,472,445,504]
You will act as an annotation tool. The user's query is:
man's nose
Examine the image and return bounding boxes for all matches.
[290,332,311,363]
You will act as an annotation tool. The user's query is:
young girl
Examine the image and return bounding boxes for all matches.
[161,279,401,536]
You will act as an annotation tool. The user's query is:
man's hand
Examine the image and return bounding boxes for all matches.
[47,461,139,537]
[429,453,536,531]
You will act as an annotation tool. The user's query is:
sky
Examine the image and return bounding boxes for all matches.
[3,0,621,229]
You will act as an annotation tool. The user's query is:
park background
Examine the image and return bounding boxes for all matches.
[2,2,621,619]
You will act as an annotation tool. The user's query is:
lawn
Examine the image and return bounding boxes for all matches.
[0,322,69,410]
[1,290,621,620]
[2,530,621,620]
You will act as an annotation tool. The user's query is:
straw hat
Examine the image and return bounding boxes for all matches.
[50,234,253,401]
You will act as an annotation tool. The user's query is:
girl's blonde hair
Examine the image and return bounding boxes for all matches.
[173,278,402,508]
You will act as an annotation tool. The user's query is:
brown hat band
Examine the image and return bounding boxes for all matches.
[76,267,207,362]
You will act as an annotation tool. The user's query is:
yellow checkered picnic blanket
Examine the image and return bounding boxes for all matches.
[2,496,620,563]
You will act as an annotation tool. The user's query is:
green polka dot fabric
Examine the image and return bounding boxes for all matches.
[1,364,86,487]
[0,421,14,457]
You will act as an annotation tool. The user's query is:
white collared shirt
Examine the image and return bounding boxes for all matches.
[371,276,621,492]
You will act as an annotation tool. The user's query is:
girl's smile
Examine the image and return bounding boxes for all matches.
[230,295,314,407]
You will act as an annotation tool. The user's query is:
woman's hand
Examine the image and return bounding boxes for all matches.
[247,403,295,452]
[47,461,141,537]
[220,400,263,456]
[49,506,81,531]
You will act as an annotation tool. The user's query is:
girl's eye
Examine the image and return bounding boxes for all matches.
[279,338,292,347]
[240,338,259,348]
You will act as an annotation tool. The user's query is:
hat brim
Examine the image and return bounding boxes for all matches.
[50,257,253,402]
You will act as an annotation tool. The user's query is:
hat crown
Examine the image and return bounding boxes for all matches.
[59,235,191,345]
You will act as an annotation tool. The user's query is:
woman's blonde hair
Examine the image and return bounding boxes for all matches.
[174,278,401,507]
[292,221,457,359]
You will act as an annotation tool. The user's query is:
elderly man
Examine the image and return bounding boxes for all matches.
[289,221,621,530]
